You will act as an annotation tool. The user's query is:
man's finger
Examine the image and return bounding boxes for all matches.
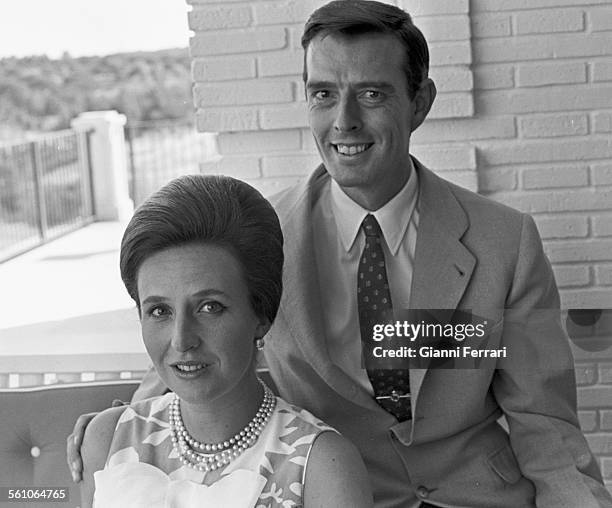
[65,412,98,483]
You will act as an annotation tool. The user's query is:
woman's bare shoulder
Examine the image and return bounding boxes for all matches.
[304,430,373,508]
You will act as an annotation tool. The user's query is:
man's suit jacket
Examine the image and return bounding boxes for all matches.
[133,159,611,507]
[262,160,611,508]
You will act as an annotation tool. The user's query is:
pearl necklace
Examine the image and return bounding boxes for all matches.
[169,382,276,472]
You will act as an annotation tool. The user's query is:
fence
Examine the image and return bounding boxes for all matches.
[125,119,216,206]
[0,129,94,262]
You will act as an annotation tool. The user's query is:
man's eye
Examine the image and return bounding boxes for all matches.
[200,301,225,314]
[363,90,382,100]
[311,90,331,102]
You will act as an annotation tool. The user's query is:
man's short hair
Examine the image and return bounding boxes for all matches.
[301,0,430,99]
[120,174,284,324]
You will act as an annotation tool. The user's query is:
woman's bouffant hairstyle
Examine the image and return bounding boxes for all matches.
[301,0,429,99]
[120,174,284,324]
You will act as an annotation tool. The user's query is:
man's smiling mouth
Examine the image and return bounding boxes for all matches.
[333,143,373,156]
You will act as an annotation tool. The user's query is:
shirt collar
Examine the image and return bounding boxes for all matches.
[330,158,419,255]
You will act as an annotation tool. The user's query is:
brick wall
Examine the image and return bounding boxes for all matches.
[187,0,612,484]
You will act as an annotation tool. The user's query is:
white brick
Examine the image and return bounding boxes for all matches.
[563,289,612,314]
[476,86,612,115]
[414,15,470,42]
[596,265,612,286]
[517,62,586,88]
[471,14,512,38]
[429,67,473,92]
[412,117,516,144]
[478,167,517,192]
[192,57,256,82]
[480,138,612,166]
[196,107,259,132]
[410,145,476,171]
[244,176,304,198]
[194,80,293,107]
[519,114,588,138]
[593,113,612,133]
[258,50,303,77]
[590,7,612,32]
[579,410,598,431]
[401,0,469,16]
[428,93,474,119]
[593,62,612,83]
[553,265,591,288]
[262,154,321,177]
[535,216,589,239]
[188,5,252,30]
[199,155,261,179]
[259,103,308,129]
[592,164,612,186]
[253,0,322,25]
[523,166,589,189]
[593,215,612,237]
[217,130,300,155]
[473,65,514,90]
[544,240,612,263]
[515,9,584,35]
[489,188,612,214]
[473,32,612,63]
[438,171,478,192]
[472,0,610,12]
[190,28,287,56]
[430,42,472,66]
[289,26,307,50]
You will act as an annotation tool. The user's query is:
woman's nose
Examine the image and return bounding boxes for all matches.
[334,95,362,132]
[171,314,201,352]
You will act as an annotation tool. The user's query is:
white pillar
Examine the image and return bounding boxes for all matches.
[71,111,133,221]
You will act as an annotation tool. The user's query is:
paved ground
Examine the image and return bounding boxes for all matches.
[0,221,143,356]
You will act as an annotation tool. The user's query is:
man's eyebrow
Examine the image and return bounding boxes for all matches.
[355,81,396,91]
[305,80,396,91]
[305,80,336,90]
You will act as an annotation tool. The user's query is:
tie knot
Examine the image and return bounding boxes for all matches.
[361,214,382,238]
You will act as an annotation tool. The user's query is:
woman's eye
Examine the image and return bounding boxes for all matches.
[200,301,225,314]
[149,306,168,318]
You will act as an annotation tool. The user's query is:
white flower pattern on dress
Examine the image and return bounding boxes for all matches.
[96,392,336,507]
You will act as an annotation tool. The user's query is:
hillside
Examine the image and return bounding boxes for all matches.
[0,48,193,139]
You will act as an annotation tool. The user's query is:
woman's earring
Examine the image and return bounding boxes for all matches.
[255,337,265,351]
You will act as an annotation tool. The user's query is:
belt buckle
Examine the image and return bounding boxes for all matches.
[375,389,410,403]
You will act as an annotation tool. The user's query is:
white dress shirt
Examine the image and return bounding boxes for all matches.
[311,162,420,394]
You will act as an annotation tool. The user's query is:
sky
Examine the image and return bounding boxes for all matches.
[0,0,192,59]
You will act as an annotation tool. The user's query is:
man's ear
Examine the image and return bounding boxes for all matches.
[410,78,437,132]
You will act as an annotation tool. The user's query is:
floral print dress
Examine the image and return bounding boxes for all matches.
[93,392,336,508]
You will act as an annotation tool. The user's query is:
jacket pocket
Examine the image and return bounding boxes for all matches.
[487,444,522,484]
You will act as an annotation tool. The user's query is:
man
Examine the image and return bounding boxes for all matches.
[69,1,611,506]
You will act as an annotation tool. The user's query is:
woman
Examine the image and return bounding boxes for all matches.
[80,175,372,507]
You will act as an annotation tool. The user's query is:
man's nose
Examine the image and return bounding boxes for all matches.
[334,95,362,132]
[171,314,201,352]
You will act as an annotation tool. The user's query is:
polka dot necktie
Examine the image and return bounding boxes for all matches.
[358,214,411,421]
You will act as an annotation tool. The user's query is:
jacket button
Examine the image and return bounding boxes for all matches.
[416,485,430,498]
[30,446,41,458]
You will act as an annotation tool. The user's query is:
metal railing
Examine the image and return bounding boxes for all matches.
[125,119,215,206]
[0,130,94,262]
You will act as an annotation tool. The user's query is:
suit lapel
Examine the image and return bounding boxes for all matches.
[408,160,476,414]
[275,167,377,409]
